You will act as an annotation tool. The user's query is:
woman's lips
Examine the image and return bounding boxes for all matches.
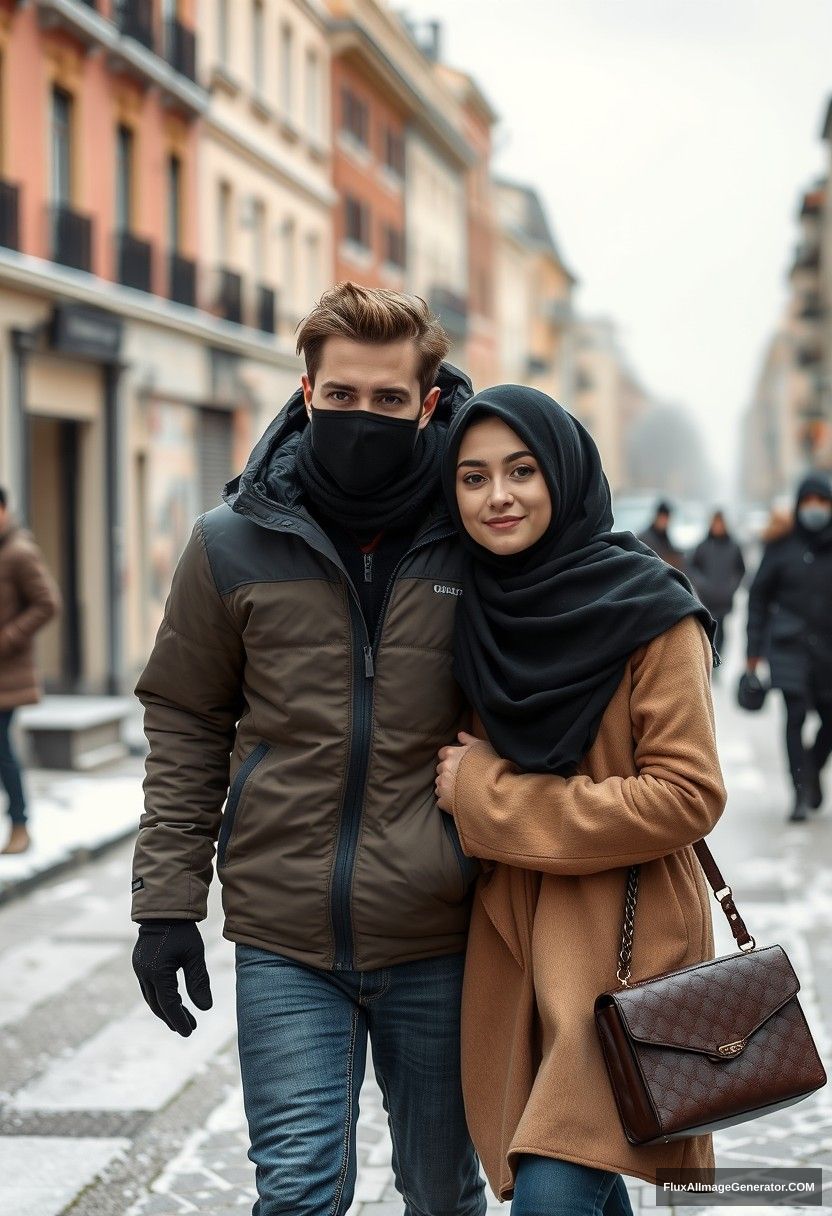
[484,517,524,531]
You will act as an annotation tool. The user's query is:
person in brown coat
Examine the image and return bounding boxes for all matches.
[0,487,61,854]
[434,387,726,1213]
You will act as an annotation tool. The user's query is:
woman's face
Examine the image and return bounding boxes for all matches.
[455,416,552,555]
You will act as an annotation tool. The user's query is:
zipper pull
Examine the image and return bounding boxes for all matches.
[364,553,373,583]
[364,645,375,678]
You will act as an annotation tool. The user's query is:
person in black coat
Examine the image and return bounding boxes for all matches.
[746,474,832,822]
[637,500,688,573]
[689,510,746,659]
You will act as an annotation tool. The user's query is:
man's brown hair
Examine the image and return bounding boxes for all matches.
[296,281,450,400]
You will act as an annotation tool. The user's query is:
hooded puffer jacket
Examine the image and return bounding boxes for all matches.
[746,475,832,696]
[131,365,480,970]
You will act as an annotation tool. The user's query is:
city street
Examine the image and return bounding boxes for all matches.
[1,618,831,1216]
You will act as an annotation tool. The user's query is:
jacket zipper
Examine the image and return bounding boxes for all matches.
[217,741,270,867]
[329,523,455,970]
[235,484,456,971]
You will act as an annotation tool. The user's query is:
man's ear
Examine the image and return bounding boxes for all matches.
[418,386,441,429]
[301,374,314,418]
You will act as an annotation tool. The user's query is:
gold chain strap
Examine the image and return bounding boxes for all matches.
[616,864,640,987]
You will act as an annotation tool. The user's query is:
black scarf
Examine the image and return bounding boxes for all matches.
[296,420,447,535]
[441,385,717,776]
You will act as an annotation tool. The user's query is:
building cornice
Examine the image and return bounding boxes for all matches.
[0,248,300,367]
[204,110,337,208]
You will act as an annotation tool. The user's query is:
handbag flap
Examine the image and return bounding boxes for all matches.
[610,945,799,1056]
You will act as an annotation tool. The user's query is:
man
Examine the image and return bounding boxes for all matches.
[131,283,486,1216]
[746,475,832,823]
[638,499,688,572]
[688,509,746,659]
[0,486,61,854]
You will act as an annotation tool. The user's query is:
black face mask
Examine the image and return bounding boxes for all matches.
[309,406,422,496]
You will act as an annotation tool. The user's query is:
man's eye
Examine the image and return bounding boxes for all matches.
[380,396,403,406]
[329,391,350,402]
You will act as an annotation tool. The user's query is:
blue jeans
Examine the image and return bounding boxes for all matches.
[511,1155,635,1216]
[235,943,487,1216]
[0,709,26,826]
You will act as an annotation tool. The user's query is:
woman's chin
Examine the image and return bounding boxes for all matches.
[474,526,534,555]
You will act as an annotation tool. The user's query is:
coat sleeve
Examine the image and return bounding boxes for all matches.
[450,616,726,875]
[746,543,779,659]
[0,541,61,657]
[131,516,245,921]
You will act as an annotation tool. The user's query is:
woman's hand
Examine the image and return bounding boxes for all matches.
[435,731,492,812]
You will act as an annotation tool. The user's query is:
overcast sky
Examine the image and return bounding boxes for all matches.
[401,0,832,494]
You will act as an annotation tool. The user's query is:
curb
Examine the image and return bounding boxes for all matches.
[0,823,137,908]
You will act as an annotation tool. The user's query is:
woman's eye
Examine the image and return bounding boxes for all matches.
[462,473,486,487]
[512,465,535,479]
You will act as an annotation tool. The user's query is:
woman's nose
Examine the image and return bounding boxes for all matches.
[488,480,514,507]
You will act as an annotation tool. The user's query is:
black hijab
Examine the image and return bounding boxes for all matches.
[441,385,718,776]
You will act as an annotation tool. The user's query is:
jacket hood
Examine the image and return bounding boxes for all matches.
[223,361,474,518]
[795,473,832,507]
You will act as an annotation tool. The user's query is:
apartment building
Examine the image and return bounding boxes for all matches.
[494,178,575,402]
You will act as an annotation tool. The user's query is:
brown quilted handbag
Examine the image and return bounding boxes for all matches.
[595,839,827,1146]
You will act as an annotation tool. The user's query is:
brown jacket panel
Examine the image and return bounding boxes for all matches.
[450,615,726,1194]
[132,509,475,969]
[0,522,61,711]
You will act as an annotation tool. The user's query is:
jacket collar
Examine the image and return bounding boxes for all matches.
[222,362,473,541]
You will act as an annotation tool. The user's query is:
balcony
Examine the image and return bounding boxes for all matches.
[799,295,825,321]
[792,244,821,273]
[429,286,468,340]
[169,252,197,307]
[0,180,20,250]
[50,204,93,272]
[116,230,152,292]
[115,0,154,52]
[216,267,243,325]
[796,343,823,369]
[164,18,197,83]
[526,355,551,378]
[256,284,276,334]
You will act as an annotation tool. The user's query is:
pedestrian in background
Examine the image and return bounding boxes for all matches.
[637,499,688,573]
[746,474,832,823]
[689,509,746,660]
[435,387,725,1211]
[0,487,61,854]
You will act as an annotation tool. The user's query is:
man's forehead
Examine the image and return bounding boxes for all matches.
[317,337,420,386]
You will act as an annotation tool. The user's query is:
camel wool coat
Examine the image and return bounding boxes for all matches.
[448,615,727,1199]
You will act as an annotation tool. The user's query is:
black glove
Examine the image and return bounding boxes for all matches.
[132,919,213,1036]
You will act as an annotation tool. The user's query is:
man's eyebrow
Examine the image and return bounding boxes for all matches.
[319,381,411,397]
[456,450,535,470]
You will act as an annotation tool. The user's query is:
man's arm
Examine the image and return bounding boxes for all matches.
[0,539,61,656]
[746,543,779,668]
[131,515,245,922]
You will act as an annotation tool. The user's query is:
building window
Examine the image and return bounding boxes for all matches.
[218,179,232,262]
[167,154,181,252]
[341,87,368,147]
[382,224,405,269]
[281,217,296,312]
[218,0,230,67]
[305,232,321,305]
[383,128,405,179]
[279,23,293,118]
[51,87,73,205]
[115,124,133,233]
[305,48,321,140]
[253,198,266,277]
[252,0,264,96]
[345,196,370,249]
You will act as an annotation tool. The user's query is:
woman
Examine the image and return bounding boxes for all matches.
[433,387,726,1215]
[745,475,832,822]
[689,509,746,660]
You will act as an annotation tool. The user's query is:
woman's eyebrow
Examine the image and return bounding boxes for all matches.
[457,450,535,470]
